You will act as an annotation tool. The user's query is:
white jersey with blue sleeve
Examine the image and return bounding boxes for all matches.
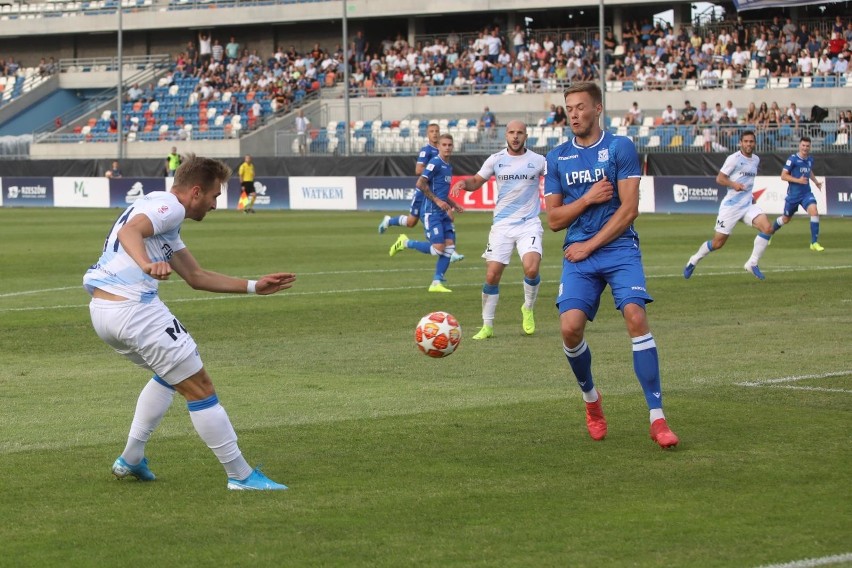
[719,150,759,207]
[476,149,546,226]
[83,191,186,303]
[543,131,641,249]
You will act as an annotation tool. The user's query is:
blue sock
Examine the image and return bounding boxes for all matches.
[632,333,662,410]
[772,219,782,232]
[810,219,819,243]
[563,340,594,393]
[434,251,451,281]
[389,216,402,226]
[483,283,499,294]
[524,275,541,286]
[408,240,432,254]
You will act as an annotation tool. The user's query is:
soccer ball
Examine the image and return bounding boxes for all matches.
[415,311,462,358]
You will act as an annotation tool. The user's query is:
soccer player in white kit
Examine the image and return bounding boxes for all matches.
[451,120,546,339]
[683,130,774,281]
[84,155,296,490]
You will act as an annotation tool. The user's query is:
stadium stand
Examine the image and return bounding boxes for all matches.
[1,2,850,159]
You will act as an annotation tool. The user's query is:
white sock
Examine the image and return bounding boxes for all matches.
[650,408,665,423]
[748,233,770,265]
[123,377,176,464]
[429,246,441,256]
[188,401,253,480]
[582,389,599,403]
[397,215,408,225]
[482,292,499,327]
[523,281,540,309]
[690,240,713,265]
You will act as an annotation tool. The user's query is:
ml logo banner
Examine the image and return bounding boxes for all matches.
[54,177,110,208]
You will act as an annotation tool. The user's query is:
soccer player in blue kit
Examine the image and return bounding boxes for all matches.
[379,122,464,262]
[389,133,463,293]
[772,136,825,251]
[379,123,438,234]
[543,82,678,449]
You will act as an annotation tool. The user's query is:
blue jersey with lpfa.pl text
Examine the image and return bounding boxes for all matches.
[783,153,814,200]
[421,155,453,218]
[543,131,642,249]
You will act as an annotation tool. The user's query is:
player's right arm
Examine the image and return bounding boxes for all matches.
[451,174,488,197]
[717,171,744,191]
[117,214,172,280]
[779,156,806,184]
[545,178,614,231]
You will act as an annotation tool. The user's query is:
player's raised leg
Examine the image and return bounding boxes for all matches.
[684,232,728,279]
[744,209,773,280]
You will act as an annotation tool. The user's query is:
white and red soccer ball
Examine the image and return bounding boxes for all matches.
[415,311,462,358]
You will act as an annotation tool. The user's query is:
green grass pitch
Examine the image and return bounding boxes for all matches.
[0,208,849,567]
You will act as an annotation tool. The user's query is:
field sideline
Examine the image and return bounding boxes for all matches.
[1,208,850,567]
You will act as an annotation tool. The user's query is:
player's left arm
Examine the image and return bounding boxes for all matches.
[565,177,639,262]
[169,248,296,295]
[809,169,822,189]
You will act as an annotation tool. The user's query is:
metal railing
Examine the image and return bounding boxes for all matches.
[0,0,333,18]
[271,122,851,157]
[34,54,171,143]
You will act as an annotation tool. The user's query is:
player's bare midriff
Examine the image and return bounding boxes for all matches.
[93,288,129,301]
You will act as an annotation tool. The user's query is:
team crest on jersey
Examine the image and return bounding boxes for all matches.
[598,149,609,162]
[426,163,435,171]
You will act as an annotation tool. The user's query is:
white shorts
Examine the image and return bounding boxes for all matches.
[89,297,203,385]
[715,202,764,235]
[482,217,544,265]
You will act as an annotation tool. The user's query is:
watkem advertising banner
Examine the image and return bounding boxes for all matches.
[356,177,419,211]
[825,177,852,216]
[54,177,110,208]
[2,177,53,207]
[109,178,167,208]
[653,177,723,214]
[225,177,289,210]
[289,177,356,210]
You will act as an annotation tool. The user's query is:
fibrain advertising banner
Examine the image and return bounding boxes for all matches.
[1,176,850,215]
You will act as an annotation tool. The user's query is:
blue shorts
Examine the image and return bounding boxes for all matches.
[409,190,424,219]
[422,211,455,245]
[783,193,816,217]
[556,245,653,321]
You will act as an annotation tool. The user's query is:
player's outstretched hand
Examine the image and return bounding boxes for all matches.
[585,175,614,205]
[450,180,466,197]
[256,273,297,295]
[145,261,172,280]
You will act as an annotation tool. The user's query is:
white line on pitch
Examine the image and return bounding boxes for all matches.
[754,552,852,568]
[736,370,852,387]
